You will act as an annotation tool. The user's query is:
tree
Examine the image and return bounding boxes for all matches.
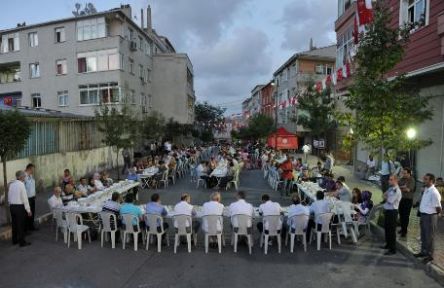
[234,114,274,141]
[296,84,336,148]
[0,109,31,221]
[341,5,432,157]
[194,102,225,142]
[96,105,136,180]
[140,111,166,142]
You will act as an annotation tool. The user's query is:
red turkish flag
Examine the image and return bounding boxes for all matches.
[3,96,13,106]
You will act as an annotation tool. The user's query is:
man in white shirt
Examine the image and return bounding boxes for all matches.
[202,192,224,232]
[173,193,199,233]
[257,194,283,233]
[8,170,32,247]
[229,191,254,228]
[48,186,63,211]
[302,143,311,164]
[93,173,105,191]
[24,163,37,231]
[365,155,376,180]
[382,175,402,255]
[306,191,331,237]
[287,194,310,230]
[415,173,442,263]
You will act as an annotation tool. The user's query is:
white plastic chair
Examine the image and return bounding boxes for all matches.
[144,214,169,252]
[260,215,282,255]
[335,202,357,244]
[158,170,169,188]
[54,209,68,243]
[231,214,253,254]
[310,212,333,251]
[66,213,91,250]
[173,215,197,253]
[226,170,240,191]
[121,214,142,251]
[202,215,224,254]
[99,212,118,249]
[286,214,309,253]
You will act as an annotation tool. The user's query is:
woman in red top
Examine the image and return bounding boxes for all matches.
[280,156,294,181]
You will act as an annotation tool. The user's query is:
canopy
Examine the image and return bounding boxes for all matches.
[267,127,298,150]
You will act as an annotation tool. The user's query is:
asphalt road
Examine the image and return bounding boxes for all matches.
[0,169,441,288]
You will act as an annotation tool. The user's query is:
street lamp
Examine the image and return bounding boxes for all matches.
[406,127,417,140]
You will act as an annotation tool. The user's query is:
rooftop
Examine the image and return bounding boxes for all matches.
[273,45,337,76]
[0,105,92,119]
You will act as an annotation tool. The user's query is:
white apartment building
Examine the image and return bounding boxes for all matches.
[0,4,195,123]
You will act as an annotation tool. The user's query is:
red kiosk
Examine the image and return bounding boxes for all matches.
[267,127,298,150]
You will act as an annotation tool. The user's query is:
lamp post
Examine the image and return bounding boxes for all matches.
[406,127,417,174]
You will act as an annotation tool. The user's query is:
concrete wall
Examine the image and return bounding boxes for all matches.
[0,146,122,192]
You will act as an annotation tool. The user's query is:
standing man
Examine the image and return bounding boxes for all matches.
[381,175,402,255]
[122,148,131,174]
[415,173,442,263]
[24,163,37,231]
[302,143,311,164]
[380,154,393,194]
[398,168,415,238]
[364,155,376,180]
[8,170,32,246]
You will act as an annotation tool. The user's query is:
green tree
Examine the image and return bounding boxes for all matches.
[194,102,225,142]
[96,105,136,180]
[296,84,336,148]
[341,5,432,156]
[140,111,166,142]
[0,109,31,221]
[234,114,274,141]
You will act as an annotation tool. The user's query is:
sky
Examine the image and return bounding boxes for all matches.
[0,0,337,114]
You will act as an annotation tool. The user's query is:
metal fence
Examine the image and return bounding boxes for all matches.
[14,119,105,160]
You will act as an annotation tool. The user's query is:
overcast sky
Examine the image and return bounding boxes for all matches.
[0,0,337,114]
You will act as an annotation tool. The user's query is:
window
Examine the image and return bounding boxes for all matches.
[336,26,354,67]
[79,82,120,105]
[129,58,134,74]
[401,0,428,28]
[139,64,144,80]
[28,32,38,47]
[29,63,40,78]
[338,0,352,17]
[139,36,143,50]
[130,90,136,104]
[31,93,41,108]
[145,40,152,56]
[128,28,134,41]
[147,68,152,82]
[55,27,66,43]
[1,33,20,53]
[77,49,121,73]
[77,17,106,41]
[0,63,21,83]
[315,64,324,74]
[58,90,68,106]
[56,59,67,75]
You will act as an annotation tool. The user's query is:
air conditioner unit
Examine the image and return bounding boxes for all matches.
[130,41,137,51]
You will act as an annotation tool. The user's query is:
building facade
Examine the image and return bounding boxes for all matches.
[0,4,195,124]
[273,44,336,133]
[260,81,274,119]
[335,0,444,177]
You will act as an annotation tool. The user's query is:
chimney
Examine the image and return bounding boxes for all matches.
[147,5,152,31]
[309,38,314,50]
[141,9,144,29]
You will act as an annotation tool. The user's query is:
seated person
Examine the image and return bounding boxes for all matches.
[351,188,362,205]
[61,184,76,204]
[298,168,311,182]
[93,173,105,191]
[126,167,140,182]
[257,194,283,234]
[306,191,331,237]
[218,162,235,189]
[48,186,63,210]
[102,192,121,229]
[76,177,89,195]
[311,161,323,177]
[145,193,169,234]
[100,171,113,188]
[87,177,98,194]
[286,193,310,232]
[229,191,254,229]
[354,190,374,224]
[334,180,352,202]
[202,192,224,233]
[173,193,199,234]
[119,194,143,231]
[60,169,74,189]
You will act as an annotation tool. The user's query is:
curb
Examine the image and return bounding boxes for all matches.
[371,222,444,286]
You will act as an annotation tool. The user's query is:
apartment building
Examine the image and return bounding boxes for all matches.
[260,81,274,120]
[0,4,195,124]
[335,0,444,177]
[272,44,336,133]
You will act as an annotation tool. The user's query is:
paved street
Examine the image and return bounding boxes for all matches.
[0,167,442,288]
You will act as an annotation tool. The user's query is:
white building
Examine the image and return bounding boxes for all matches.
[0,4,195,123]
